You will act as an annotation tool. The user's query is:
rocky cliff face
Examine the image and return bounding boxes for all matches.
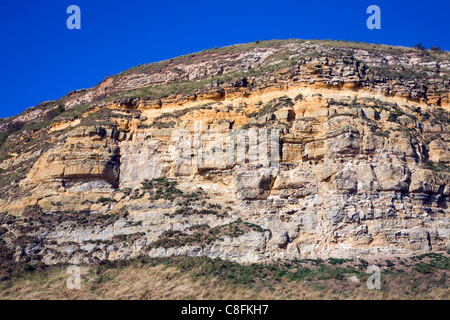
[0,40,449,274]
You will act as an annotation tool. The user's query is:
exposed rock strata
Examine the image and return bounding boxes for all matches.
[0,40,449,268]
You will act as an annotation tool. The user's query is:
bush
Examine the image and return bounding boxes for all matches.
[22,263,35,272]
[327,258,349,265]
[413,263,433,274]
[430,46,442,52]
[412,43,426,51]
[247,96,293,118]
[423,160,450,172]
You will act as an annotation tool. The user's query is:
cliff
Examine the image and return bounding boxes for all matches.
[0,39,449,278]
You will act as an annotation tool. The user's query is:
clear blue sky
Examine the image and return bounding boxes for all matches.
[0,0,449,118]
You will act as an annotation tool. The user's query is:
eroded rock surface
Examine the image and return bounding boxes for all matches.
[0,40,449,269]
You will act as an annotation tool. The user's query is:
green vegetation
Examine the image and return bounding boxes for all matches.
[0,237,38,281]
[0,103,78,148]
[385,106,418,123]
[411,253,450,274]
[16,205,129,232]
[148,218,266,250]
[423,160,450,172]
[169,206,227,219]
[145,120,176,129]
[376,130,391,138]
[138,177,183,201]
[154,103,215,121]
[0,39,446,156]
[112,232,146,243]
[1,252,448,299]
[371,66,430,81]
[294,93,303,102]
[107,71,246,102]
[327,258,352,265]
[55,103,90,120]
[1,225,449,299]
[430,108,450,125]
[247,96,293,118]
[0,205,133,280]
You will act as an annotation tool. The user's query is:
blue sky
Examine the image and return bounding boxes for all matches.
[0,0,449,118]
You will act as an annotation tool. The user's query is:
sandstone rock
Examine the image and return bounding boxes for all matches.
[429,139,450,163]
[2,40,450,268]
[234,167,276,200]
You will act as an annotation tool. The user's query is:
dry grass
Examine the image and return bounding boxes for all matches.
[0,258,448,300]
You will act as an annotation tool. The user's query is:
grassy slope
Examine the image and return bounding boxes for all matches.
[0,254,448,300]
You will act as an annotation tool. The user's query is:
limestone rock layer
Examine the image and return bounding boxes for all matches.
[0,40,449,266]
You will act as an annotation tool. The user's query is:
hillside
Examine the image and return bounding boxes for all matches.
[0,39,449,297]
